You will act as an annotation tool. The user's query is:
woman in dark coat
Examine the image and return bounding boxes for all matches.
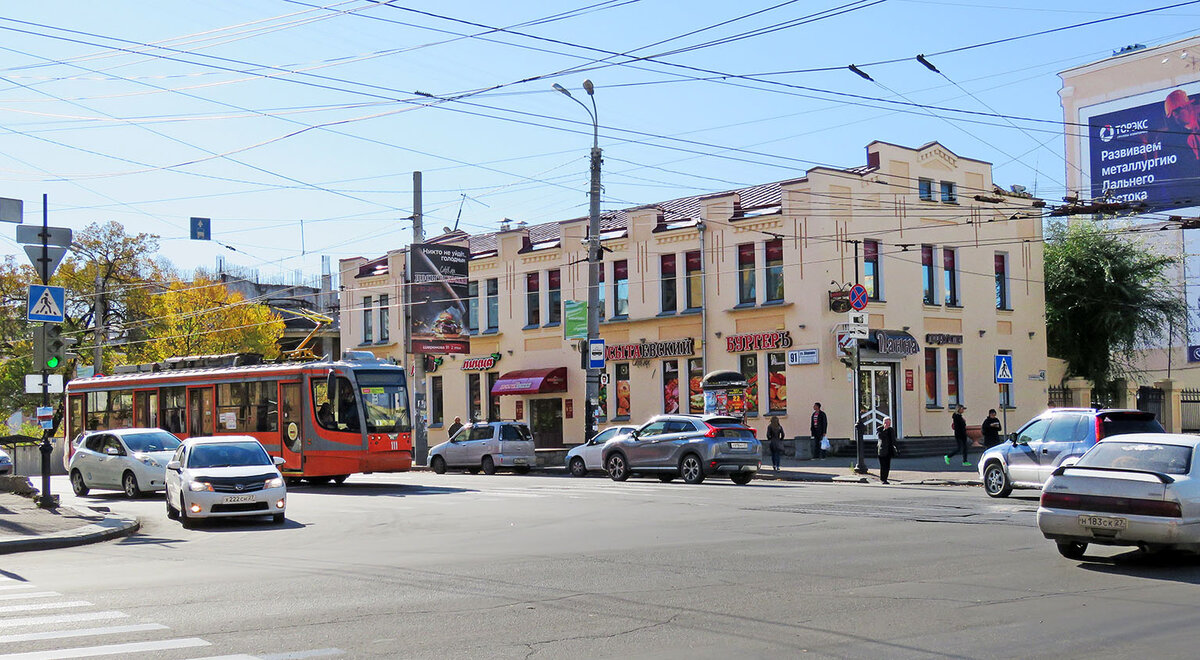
[766,416,785,471]
[877,417,898,484]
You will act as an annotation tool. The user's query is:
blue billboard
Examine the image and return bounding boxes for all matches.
[1088,88,1200,211]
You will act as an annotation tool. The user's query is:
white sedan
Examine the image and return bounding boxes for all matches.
[566,426,637,477]
[1038,433,1200,559]
[165,436,287,528]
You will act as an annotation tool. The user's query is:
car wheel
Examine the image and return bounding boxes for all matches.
[431,456,447,474]
[606,453,630,482]
[983,462,1012,498]
[166,494,179,520]
[657,474,675,483]
[273,513,286,524]
[332,475,350,485]
[179,494,196,529]
[730,471,754,485]
[680,454,705,484]
[122,472,143,498]
[70,470,89,496]
[514,466,531,474]
[569,457,588,478]
[1057,540,1087,560]
[481,456,496,475]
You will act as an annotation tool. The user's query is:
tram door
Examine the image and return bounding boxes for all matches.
[278,381,303,472]
[187,387,214,437]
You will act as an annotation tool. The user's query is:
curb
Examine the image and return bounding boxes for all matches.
[410,464,975,486]
[0,508,140,555]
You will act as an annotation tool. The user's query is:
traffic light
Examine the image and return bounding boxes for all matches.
[43,324,65,370]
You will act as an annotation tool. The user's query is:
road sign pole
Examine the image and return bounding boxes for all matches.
[852,243,867,475]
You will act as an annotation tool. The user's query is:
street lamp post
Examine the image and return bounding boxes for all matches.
[554,80,602,441]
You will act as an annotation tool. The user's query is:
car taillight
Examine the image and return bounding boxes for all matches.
[703,424,720,438]
[1095,416,1104,441]
[1041,491,1182,517]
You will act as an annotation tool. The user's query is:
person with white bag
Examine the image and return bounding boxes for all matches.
[810,402,829,459]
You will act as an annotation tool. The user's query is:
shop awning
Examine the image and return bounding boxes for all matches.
[490,367,569,395]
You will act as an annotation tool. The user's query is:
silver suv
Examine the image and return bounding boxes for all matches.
[428,421,536,475]
[602,415,760,485]
[979,408,1163,498]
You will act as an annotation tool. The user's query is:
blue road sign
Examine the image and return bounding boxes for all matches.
[849,284,868,311]
[27,284,65,323]
[994,354,1014,384]
[190,217,211,240]
[588,338,606,369]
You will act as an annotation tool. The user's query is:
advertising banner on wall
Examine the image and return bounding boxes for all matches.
[563,300,587,340]
[407,243,470,354]
[1080,82,1200,361]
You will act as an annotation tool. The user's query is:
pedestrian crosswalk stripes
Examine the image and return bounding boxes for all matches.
[0,579,344,659]
[0,585,39,591]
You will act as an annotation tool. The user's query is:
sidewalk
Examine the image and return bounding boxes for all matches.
[757,453,984,486]
[0,489,140,555]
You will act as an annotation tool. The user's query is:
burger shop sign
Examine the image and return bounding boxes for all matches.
[461,353,502,371]
[726,331,793,353]
[605,338,695,361]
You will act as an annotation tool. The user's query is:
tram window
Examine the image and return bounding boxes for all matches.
[161,387,186,435]
[85,392,107,430]
[216,382,278,433]
[312,376,360,433]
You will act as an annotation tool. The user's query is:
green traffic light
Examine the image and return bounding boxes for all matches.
[46,356,59,369]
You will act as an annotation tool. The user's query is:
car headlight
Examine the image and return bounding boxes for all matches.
[265,476,284,489]
[188,480,213,492]
[135,453,160,468]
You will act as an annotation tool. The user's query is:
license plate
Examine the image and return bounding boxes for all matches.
[742,465,757,471]
[514,458,528,465]
[223,495,254,504]
[730,442,749,450]
[1079,514,1127,530]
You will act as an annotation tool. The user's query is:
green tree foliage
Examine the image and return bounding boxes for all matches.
[1045,221,1188,389]
[137,276,285,362]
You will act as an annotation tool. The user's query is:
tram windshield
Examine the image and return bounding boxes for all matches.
[354,370,412,433]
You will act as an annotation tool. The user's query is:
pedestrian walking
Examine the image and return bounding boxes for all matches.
[876,417,898,484]
[446,416,463,440]
[811,402,829,459]
[944,405,971,467]
[767,415,785,471]
[981,409,1003,448]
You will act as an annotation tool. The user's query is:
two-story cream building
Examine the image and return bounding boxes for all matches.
[342,141,1049,452]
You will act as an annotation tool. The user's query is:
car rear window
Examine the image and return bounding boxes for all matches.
[1077,442,1192,475]
[713,428,755,439]
[1099,412,1165,438]
[501,425,532,441]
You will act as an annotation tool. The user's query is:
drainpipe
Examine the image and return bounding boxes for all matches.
[697,221,708,369]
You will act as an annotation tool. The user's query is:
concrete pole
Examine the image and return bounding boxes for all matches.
[412,171,428,465]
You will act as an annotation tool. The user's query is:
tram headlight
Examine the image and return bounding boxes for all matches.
[188,480,213,492]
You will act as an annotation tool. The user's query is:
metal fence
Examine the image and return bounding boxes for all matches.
[1182,388,1200,432]
[1047,386,1068,408]
[1138,386,1164,423]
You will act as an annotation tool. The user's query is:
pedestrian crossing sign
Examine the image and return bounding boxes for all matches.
[994,354,1013,384]
[27,284,65,323]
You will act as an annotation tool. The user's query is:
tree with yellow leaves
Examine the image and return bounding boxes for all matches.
[137,277,285,362]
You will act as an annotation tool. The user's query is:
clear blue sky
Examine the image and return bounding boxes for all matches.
[0,1,1196,281]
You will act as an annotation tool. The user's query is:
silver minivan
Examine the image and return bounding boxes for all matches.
[428,421,536,474]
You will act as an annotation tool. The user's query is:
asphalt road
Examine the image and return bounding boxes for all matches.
[3,472,1200,659]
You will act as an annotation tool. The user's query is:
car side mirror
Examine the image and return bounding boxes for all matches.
[166,460,181,471]
[105,447,120,456]
[273,456,285,466]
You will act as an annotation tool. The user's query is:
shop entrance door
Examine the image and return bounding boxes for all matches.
[858,365,895,440]
[528,398,563,448]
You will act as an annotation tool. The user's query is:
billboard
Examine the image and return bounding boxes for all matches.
[407,243,470,354]
[1085,83,1200,211]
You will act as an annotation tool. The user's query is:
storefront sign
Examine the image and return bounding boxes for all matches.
[925,333,963,345]
[725,331,793,352]
[515,400,523,420]
[606,338,695,361]
[872,330,920,356]
[787,348,818,365]
[905,369,914,391]
[461,353,502,371]
[565,399,573,418]
[408,243,470,354]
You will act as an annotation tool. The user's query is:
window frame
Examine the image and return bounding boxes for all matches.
[467,280,479,334]
[946,348,961,408]
[361,295,373,344]
[378,293,389,343]
[995,252,1010,310]
[940,180,957,203]
[924,348,940,408]
[943,248,959,306]
[918,178,934,201]
[684,250,702,310]
[739,353,759,417]
[737,243,756,305]
[921,245,936,305]
[485,278,499,332]
[765,238,784,303]
[547,269,562,326]
[525,272,540,328]
[864,239,882,301]
[613,260,629,318]
[660,253,677,314]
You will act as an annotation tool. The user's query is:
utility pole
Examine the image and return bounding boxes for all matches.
[93,273,104,374]
[38,195,53,507]
[412,171,428,465]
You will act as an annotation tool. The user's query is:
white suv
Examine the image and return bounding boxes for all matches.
[428,421,536,474]
[68,428,181,498]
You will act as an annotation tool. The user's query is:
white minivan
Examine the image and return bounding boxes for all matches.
[428,421,536,475]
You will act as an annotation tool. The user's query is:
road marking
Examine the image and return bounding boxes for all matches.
[0,636,209,659]
[0,585,38,592]
[0,612,127,629]
[0,623,168,644]
[0,592,58,601]
[261,649,344,659]
[0,601,90,614]
[189,656,260,660]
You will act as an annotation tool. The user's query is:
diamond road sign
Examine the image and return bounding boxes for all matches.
[27,285,65,323]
